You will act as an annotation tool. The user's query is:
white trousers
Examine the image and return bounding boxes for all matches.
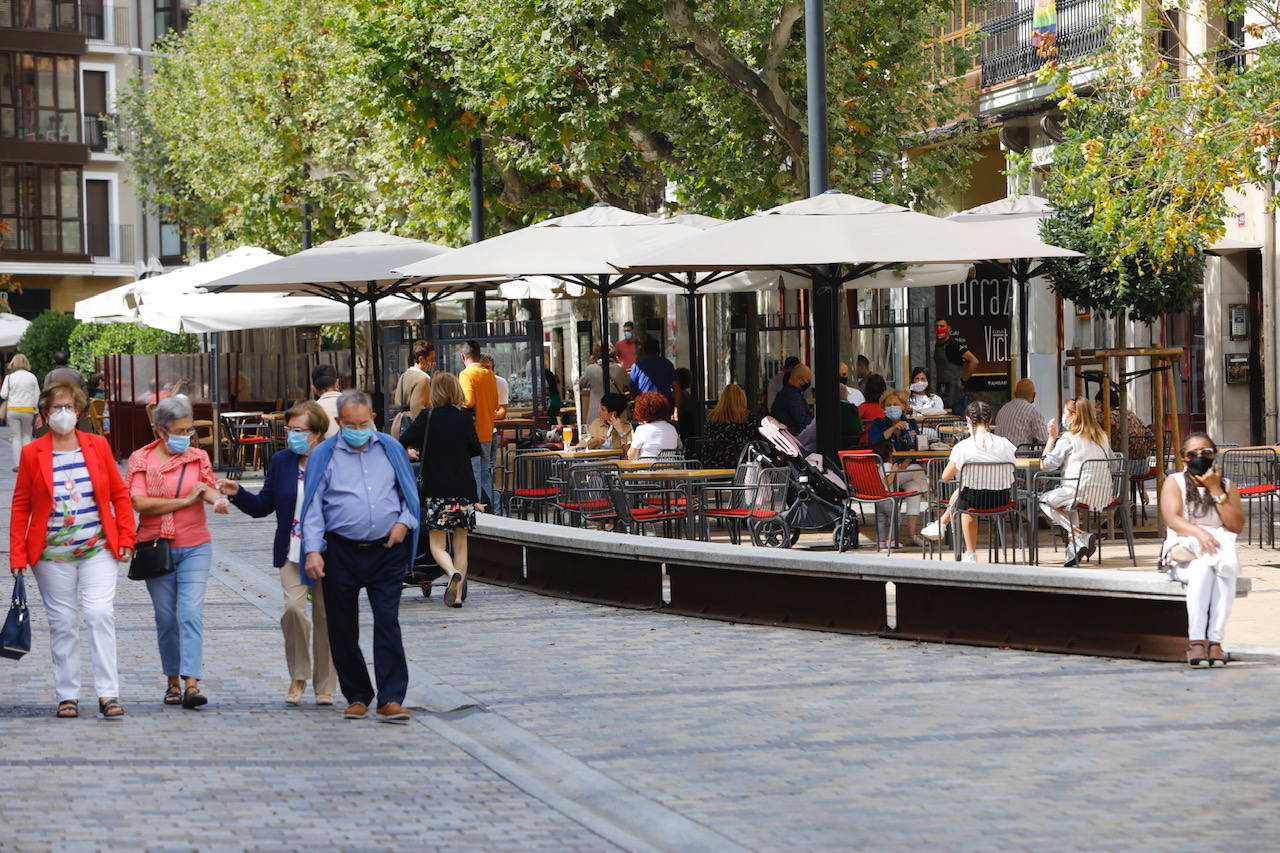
[1184,562,1235,643]
[30,551,120,701]
[8,410,34,463]
[1039,485,1080,535]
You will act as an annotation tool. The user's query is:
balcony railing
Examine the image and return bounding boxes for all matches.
[84,113,111,151]
[85,222,134,263]
[980,0,1108,87]
[83,3,132,47]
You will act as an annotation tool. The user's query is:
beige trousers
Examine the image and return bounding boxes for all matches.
[280,560,336,695]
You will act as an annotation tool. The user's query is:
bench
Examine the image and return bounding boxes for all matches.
[469,516,1251,662]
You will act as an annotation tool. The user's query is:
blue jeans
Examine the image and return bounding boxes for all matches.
[145,542,212,679]
[486,437,505,516]
[473,440,495,513]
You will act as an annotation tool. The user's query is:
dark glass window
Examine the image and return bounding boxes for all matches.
[0,53,81,143]
[154,0,198,39]
[0,163,83,256]
[0,1,80,32]
[159,218,185,262]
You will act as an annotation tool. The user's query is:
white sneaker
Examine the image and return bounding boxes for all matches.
[919,520,944,541]
[959,553,977,563]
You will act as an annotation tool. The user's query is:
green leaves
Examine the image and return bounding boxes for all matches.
[16,311,79,379]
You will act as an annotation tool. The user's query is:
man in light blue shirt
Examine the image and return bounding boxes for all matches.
[301,390,419,723]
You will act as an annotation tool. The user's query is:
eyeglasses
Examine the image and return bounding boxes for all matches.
[1184,448,1216,459]
[284,426,313,434]
[48,404,76,413]
[165,427,196,437]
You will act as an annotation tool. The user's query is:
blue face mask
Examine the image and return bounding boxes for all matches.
[342,426,373,447]
[165,434,190,455]
[884,405,904,421]
[1061,414,1071,430]
[287,431,314,455]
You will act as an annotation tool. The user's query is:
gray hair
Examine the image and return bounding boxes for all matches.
[152,394,193,431]
[336,389,373,419]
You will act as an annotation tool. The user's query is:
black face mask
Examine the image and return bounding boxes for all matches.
[1185,455,1214,476]
[838,376,848,385]
[800,382,812,393]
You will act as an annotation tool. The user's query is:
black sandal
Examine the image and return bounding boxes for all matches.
[55,700,79,719]
[163,685,183,706]
[182,685,208,710]
[98,698,125,719]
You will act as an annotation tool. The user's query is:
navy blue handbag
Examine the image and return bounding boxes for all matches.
[0,574,31,660]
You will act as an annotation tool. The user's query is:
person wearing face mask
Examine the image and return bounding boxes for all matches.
[299,390,419,723]
[128,394,230,711]
[9,382,136,720]
[837,362,866,406]
[216,401,336,707]
[1038,397,1113,566]
[906,367,945,415]
[614,320,639,370]
[769,363,813,435]
[933,320,979,411]
[1160,433,1245,667]
[869,390,921,452]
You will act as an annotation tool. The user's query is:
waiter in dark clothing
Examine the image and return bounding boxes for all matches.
[933,319,979,411]
[770,363,812,434]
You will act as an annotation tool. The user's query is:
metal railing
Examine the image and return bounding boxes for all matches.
[83,113,111,151]
[979,0,1108,87]
[83,3,132,46]
[85,222,135,263]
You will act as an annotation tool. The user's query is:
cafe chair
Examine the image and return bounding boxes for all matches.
[952,461,1022,563]
[838,451,924,554]
[1221,448,1277,548]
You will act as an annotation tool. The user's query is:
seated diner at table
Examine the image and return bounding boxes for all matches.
[869,389,922,452]
[701,384,756,468]
[907,367,946,415]
[628,391,681,461]
[857,374,888,444]
[580,392,632,453]
[1039,396,1112,566]
[919,401,1017,563]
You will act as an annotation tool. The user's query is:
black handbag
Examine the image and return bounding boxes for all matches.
[0,574,31,660]
[128,462,189,581]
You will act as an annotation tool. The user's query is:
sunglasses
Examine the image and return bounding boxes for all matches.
[1183,448,1216,459]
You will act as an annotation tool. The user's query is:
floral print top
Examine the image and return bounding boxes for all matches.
[42,450,104,562]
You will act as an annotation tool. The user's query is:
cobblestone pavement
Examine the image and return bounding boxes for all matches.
[3,434,1280,851]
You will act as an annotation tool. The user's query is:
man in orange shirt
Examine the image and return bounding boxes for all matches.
[458,339,499,512]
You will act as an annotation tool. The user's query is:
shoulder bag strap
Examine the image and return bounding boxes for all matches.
[416,410,433,488]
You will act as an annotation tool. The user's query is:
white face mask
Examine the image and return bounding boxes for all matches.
[909,381,928,393]
[48,409,77,435]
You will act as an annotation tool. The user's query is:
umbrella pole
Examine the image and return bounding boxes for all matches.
[369,292,384,428]
[1018,259,1031,381]
[598,274,611,357]
[811,266,841,459]
[683,277,704,437]
[210,331,222,471]
[347,300,358,393]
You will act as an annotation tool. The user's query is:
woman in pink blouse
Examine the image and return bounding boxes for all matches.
[128,396,229,710]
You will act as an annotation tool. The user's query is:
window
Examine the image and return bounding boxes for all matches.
[159,219,185,262]
[0,164,83,256]
[0,1,80,32]
[0,53,81,143]
[154,0,198,39]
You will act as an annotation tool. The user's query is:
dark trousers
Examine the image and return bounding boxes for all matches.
[320,537,410,707]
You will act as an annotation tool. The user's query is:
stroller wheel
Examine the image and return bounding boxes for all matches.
[833,520,858,552]
[751,517,794,549]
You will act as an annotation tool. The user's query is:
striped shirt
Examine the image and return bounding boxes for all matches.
[993,398,1048,450]
[42,450,105,562]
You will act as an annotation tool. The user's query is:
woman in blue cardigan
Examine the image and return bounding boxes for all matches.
[217,401,336,706]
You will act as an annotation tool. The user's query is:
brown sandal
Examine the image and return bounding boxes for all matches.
[1187,641,1209,667]
[163,685,183,705]
[1207,642,1228,667]
[55,700,79,719]
[98,698,125,719]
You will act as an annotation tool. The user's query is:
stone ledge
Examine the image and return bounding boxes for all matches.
[475,515,1252,602]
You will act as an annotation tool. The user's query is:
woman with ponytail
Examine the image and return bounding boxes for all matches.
[1160,433,1244,666]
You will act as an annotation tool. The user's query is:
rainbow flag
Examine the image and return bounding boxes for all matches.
[1031,0,1057,46]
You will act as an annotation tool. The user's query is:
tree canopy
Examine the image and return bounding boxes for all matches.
[117,0,981,253]
[1037,0,1280,321]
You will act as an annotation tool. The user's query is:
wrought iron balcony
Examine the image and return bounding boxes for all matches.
[85,222,135,263]
[980,0,1108,87]
[84,113,112,151]
[83,3,132,46]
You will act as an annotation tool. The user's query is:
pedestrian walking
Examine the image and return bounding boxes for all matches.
[9,382,136,719]
[300,390,419,723]
[2,354,40,470]
[128,395,230,710]
[400,372,480,608]
[458,340,498,510]
[217,401,337,706]
[578,346,627,424]
[1160,433,1245,667]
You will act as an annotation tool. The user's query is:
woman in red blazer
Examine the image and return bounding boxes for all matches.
[9,381,136,719]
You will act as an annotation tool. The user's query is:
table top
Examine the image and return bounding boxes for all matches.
[219,411,260,419]
[495,418,537,427]
[891,451,1042,469]
[555,449,624,459]
[622,468,736,480]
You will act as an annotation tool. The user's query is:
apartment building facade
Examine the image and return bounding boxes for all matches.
[0,0,197,318]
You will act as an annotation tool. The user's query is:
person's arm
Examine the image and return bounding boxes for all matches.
[1040,432,1070,471]
[1030,409,1049,445]
[1159,474,1228,554]
[100,444,137,557]
[960,348,979,382]
[130,465,204,514]
[400,408,428,450]
[868,418,889,446]
[1195,467,1245,535]
[301,464,331,558]
[221,456,279,518]
[460,370,476,409]
[9,447,32,572]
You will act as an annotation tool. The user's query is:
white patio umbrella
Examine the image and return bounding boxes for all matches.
[0,312,31,348]
[73,246,282,323]
[137,291,470,334]
[198,230,469,407]
[614,190,1082,455]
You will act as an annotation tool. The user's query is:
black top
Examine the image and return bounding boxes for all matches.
[401,406,482,501]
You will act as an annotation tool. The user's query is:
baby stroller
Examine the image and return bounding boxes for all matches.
[742,417,859,550]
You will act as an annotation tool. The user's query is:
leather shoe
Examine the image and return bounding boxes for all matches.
[342,701,369,720]
[376,702,411,724]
